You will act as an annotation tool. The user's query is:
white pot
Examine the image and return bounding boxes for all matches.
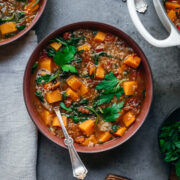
[127,0,180,47]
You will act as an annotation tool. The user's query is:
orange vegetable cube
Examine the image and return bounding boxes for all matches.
[66,76,82,91]
[41,110,53,126]
[80,84,89,96]
[39,57,52,72]
[114,127,127,136]
[98,132,112,143]
[94,31,106,42]
[165,2,180,10]
[0,22,17,35]
[124,55,141,69]
[66,88,79,101]
[168,10,177,22]
[78,43,91,51]
[79,119,95,136]
[95,65,105,79]
[123,81,138,96]
[89,66,96,75]
[50,42,62,51]
[83,135,97,146]
[123,112,136,127]
[52,116,67,127]
[45,89,62,103]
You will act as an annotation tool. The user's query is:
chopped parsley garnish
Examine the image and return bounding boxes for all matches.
[47,47,56,57]
[35,70,60,85]
[60,102,72,112]
[95,72,124,105]
[94,51,112,65]
[35,91,44,102]
[101,102,124,122]
[110,124,120,133]
[16,24,26,31]
[61,64,78,73]
[53,45,78,73]
[31,62,38,74]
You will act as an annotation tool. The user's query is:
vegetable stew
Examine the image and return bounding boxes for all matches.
[165,0,180,31]
[30,29,146,147]
[0,0,41,41]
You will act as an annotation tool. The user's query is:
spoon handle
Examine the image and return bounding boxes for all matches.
[54,107,88,180]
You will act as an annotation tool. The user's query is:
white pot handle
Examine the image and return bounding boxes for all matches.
[127,0,180,47]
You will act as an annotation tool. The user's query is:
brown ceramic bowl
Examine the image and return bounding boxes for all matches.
[24,21,153,153]
[0,0,47,46]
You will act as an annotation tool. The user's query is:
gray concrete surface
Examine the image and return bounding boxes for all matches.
[35,0,180,180]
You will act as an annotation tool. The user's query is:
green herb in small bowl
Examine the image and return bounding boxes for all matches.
[158,107,180,178]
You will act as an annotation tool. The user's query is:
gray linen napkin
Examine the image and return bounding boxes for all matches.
[0,31,38,180]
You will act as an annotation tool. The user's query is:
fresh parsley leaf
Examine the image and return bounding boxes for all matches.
[79,99,89,105]
[101,102,124,122]
[96,85,124,105]
[77,50,84,54]
[36,70,60,85]
[47,47,56,57]
[15,11,26,21]
[31,62,38,74]
[35,91,44,102]
[32,0,40,7]
[16,24,26,30]
[60,102,72,112]
[86,106,100,124]
[110,124,120,133]
[53,45,76,66]
[96,72,118,90]
[94,51,112,65]
[62,64,78,73]
[176,159,180,177]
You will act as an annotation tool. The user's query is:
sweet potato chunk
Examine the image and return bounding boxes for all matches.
[95,65,105,79]
[89,66,96,76]
[0,22,17,35]
[80,84,89,96]
[79,119,95,136]
[168,10,177,22]
[94,31,106,42]
[66,88,79,101]
[114,127,127,137]
[41,110,53,126]
[45,89,62,103]
[50,42,62,51]
[123,112,136,127]
[83,135,97,146]
[39,57,52,72]
[98,132,112,143]
[78,43,91,51]
[165,2,180,10]
[123,81,138,96]
[52,116,67,127]
[66,76,82,91]
[124,55,141,69]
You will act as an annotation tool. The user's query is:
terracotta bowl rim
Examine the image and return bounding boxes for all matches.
[0,0,47,46]
[23,21,153,153]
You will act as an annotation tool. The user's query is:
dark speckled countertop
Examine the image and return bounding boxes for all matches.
[34,0,180,179]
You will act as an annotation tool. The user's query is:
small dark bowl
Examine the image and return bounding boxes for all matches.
[158,106,180,165]
[23,21,153,153]
[0,0,47,46]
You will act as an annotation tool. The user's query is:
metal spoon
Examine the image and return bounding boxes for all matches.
[54,107,88,180]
